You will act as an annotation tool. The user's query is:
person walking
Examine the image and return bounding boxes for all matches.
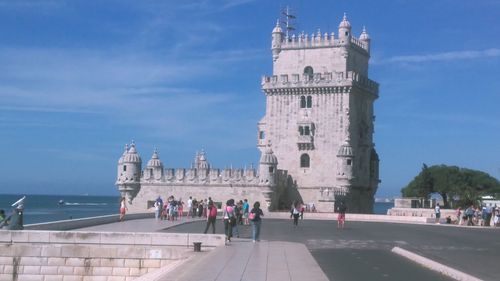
[291,201,300,227]
[223,199,236,242]
[154,199,161,220]
[243,199,250,225]
[232,201,240,238]
[204,201,218,234]
[119,197,128,222]
[435,203,441,224]
[336,201,347,229]
[250,201,264,242]
[465,205,475,226]
[187,196,193,218]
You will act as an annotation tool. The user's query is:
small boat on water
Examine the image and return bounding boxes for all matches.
[58,200,65,206]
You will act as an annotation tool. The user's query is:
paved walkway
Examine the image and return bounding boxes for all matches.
[74,217,329,281]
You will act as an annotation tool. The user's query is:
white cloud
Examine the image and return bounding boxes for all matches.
[377,48,500,64]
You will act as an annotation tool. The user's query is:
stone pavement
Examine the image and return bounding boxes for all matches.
[75,216,329,281]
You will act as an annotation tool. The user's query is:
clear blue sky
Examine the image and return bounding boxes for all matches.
[1,0,499,197]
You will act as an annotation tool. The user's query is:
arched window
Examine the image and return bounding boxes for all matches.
[123,165,127,171]
[300,154,310,168]
[300,96,306,108]
[306,96,312,108]
[259,131,265,140]
[304,66,314,79]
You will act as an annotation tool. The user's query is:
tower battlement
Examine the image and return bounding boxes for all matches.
[261,71,379,95]
[279,31,369,53]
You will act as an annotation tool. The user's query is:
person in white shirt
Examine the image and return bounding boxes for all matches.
[435,203,441,224]
[187,197,193,218]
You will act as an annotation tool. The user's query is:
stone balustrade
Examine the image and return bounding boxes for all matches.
[262,71,379,94]
[279,33,369,52]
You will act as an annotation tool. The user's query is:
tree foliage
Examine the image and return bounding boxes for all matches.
[401,164,500,208]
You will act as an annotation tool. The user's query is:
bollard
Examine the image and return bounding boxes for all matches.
[193,242,202,252]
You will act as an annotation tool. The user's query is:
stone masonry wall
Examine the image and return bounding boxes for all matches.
[0,230,224,281]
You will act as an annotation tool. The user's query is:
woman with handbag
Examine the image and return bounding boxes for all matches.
[249,201,264,243]
[222,199,235,242]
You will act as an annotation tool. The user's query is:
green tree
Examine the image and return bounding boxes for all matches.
[401,163,434,198]
[401,164,500,208]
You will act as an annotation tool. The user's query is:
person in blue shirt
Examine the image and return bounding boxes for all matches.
[242,199,250,225]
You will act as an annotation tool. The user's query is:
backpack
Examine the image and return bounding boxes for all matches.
[209,206,217,218]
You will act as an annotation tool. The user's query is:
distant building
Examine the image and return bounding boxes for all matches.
[116,13,380,213]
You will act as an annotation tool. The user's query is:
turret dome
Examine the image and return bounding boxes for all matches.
[118,144,128,164]
[272,19,283,33]
[359,26,370,41]
[337,141,354,157]
[123,142,142,163]
[338,13,351,29]
[197,150,210,169]
[260,145,278,164]
[147,148,162,167]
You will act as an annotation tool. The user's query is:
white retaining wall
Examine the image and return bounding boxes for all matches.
[0,230,224,281]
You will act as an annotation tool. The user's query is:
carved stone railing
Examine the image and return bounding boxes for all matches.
[262,71,379,93]
[279,33,368,51]
[145,167,261,185]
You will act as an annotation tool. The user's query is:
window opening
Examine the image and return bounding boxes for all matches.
[300,96,306,108]
[300,154,310,168]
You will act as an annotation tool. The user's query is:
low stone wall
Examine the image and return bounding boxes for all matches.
[267,212,429,224]
[0,230,224,281]
[24,213,153,231]
[387,208,456,218]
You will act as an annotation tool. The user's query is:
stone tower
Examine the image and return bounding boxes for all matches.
[258,13,380,213]
[116,142,142,204]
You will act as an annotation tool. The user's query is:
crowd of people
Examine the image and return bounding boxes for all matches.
[148,195,265,242]
[454,205,500,227]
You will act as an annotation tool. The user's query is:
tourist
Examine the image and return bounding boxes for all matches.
[243,199,250,225]
[204,201,218,234]
[187,196,193,218]
[434,203,441,224]
[119,197,127,222]
[465,205,474,226]
[237,200,244,225]
[300,202,305,219]
[178,199,183,219]
[197,200,204,217]
[154,199,161,220]
[250,201,264,242]
[161,202,168,220]
[336,201,347,229]
[494,209,500,227]
[456,207,462,225]
[232,201,240,238]
[223,199,236,242]
[290,201,300,227]
[203,199,208,218]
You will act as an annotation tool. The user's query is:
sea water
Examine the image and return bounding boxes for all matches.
[0,194,393,225]
[0,194,120,225]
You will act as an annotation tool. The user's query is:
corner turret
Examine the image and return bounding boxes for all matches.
[271,20,283,62]
[116,141,142,204]
[359,26,371,52]
[144,148,164,182]
[338,13,352,45]
[337,140,355,181]
[259,143,278,186]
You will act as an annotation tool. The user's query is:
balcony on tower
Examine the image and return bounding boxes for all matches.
[297,121,314,150]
